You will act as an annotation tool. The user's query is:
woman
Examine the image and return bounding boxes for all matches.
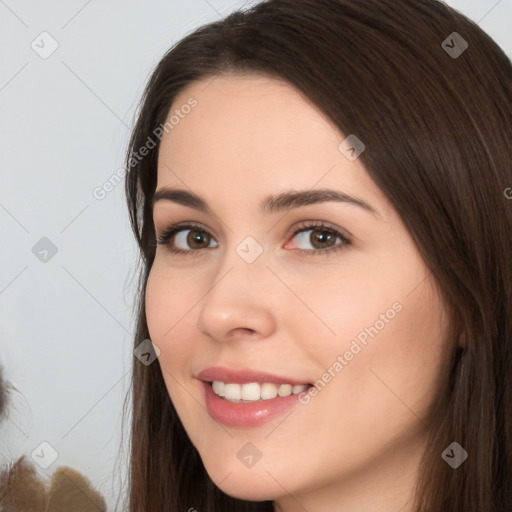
[124,0,512,510]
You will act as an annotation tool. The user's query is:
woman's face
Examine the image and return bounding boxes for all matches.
[146,73,452,507]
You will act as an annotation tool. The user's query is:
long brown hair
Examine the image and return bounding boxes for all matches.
[124,1,512,510]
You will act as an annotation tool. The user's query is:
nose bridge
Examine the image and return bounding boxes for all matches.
[213,231,268,292]
[195,234,275,341]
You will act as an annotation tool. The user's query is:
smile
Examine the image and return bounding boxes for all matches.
[211,381,309,402]
[198,366,314,427]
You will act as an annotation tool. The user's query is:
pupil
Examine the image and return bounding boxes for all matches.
[190,230,208,248]
[314,231,333,248]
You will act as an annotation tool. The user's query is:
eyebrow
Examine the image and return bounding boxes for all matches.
[152,187,377,215]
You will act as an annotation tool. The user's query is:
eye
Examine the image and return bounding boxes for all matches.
[286,221,351,255]
[156,222,218,255]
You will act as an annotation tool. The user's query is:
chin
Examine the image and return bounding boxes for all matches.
[217,480,278,502]
[205,463,284,502]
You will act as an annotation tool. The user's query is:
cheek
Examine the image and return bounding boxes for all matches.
[365,283,451,404]
[297,254,450,419]
[144,265,196,372]
[321,277,450,426]
[145,269,169,342]
[286,264,406,368]
[291,282,450,482]
[145,266,206,424]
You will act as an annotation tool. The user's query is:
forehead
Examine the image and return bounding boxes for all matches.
[156,73,388,214]
[160,73,340,161]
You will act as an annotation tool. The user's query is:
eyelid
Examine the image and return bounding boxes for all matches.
[287,219,352,242]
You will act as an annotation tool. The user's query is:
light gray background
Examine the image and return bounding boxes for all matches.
[1,0,511,509]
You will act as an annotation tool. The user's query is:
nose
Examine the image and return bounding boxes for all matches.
[196,251,276,343]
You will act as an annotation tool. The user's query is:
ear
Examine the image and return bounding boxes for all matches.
[0,455,46,512]
[45,466,106,512]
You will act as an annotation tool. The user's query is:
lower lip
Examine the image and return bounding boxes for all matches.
[201,381,304,428]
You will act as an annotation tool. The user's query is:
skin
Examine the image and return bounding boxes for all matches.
[145,73,453,512]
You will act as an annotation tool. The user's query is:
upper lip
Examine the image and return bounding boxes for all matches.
[197,366,311,386]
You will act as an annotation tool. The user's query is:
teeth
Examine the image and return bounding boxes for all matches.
[212,380,225,397]
[241,382,261,401]
[278,384,292,397]
[261,382,278,400]
[211,381,309,402]
[224,383,241,400]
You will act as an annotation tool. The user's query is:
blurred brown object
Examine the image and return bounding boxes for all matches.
[0,456,107,511]
[45,464,107,512]
[0,366,107,511]
[0,456,46,512]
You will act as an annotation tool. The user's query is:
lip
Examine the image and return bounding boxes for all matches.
[197,366,311,386]
[201,380,305,428]
[197,366,312,428]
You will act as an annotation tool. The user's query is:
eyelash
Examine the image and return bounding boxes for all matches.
[156,221,351,257]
